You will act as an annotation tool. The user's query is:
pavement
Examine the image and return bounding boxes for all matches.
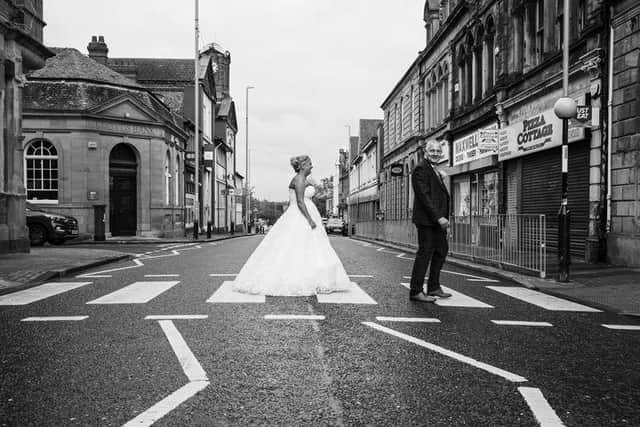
[1,231,638,317]
[0,232,249,296]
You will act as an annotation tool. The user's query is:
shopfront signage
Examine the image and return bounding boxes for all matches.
[452,124,498,166]
[390,163,404,177]
[498,109,586,161]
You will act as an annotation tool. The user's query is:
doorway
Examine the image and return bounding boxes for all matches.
[109,144,137,236]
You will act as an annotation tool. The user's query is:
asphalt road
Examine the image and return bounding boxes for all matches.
[1,235,639,426]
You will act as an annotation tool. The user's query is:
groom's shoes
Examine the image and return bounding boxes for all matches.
[427,288,452,298]
[410,292,436,303]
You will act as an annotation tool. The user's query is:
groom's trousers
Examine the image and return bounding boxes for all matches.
[409,225,448,296]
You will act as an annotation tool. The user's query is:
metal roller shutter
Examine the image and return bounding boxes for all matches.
[521,140,590,256]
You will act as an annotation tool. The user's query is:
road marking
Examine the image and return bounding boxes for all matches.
[145,315,208,320]
[363,322,527,383]
[400,283,493,308]
[396,252,407,258]
[86,281,180,304]
[348,274,374,278]
[518,387,565,426]
[403,271,499,282]
[158,320,207,382]
[491,320,553,327]
[209,273,237,277]
[0,282,92,306]
[316,282,377,305]
[602,324,640,330]
[77,258,144,278]
[145,274,180,278]
[21,316,88,322]
[206,281,265,303]
[123,380,209,427]
[264,314,326,320]
[486,286,601,312]
[375,316,440,323]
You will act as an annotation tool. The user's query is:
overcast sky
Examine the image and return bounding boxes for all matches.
[44,1,425,201]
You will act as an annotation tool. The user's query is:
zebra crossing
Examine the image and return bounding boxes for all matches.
[0,276,602,313]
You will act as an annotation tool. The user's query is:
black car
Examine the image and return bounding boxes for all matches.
[25,202,79,246]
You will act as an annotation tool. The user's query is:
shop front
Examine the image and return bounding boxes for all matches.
[499,108,589,256]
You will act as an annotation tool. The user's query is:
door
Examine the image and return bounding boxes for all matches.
[110,173,137,236]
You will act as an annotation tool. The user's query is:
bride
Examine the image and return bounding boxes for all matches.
[232,155,351,296]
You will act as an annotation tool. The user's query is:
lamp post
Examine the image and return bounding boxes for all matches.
[245,85,254,232]
[193,0,200,239]
[553,0,576,282]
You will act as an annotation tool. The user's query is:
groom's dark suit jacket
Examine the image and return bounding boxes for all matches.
[411,160,450,227]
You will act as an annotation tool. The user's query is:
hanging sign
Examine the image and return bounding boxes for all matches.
[390,163,404,177]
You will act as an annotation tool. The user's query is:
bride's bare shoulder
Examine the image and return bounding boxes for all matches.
[289,175,303,189]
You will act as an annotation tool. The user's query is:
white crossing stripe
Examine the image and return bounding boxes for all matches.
[209,273,237,277]
[518,386,566,426]
[264,314,325,320]
[316,282,377,305]
[145,315,208,320]
[491,320,553,327]
[486,286,601,312]
[145,274,180,277]
[363,322,527,383]
[86,281,180,304]
[158,320,207,382]
[602,324,640,330]
[0,282,92,305]
[376,316,440,323]
[348,274,374,278]
[403,271,499,282]
[206,281,265,303]
[21,316,88,322]
[400,283,493,308]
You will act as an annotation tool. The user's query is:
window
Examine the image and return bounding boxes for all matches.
[174,154,180,206]
[536,0,544,63]
[474,26,484,100]
[165,151,171,205]
[453,176,470,217]
[480,171,499,216]
[25,139,58,202]
[485,17,496,93]
[410,86,414,131]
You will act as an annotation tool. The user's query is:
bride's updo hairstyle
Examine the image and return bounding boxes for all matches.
[290,155,311,172]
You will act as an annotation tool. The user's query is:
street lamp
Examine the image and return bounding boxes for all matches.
[245,85,254,232]
[553,0,576,282]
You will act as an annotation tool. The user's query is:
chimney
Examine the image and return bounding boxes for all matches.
[87,35,108,64]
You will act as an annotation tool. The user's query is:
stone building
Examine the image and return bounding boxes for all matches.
[0,0,52,252]
[377,0,609,265]
[22,48,188,237]
[348,119,383,225]
[608,0,640,266]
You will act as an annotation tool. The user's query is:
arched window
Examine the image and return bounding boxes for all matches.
[174,153,180,206]
[485,16,496,92]
[399,96,404,140]
[24,139,59,202]
[165,151,171,205]
[465,34,475,104]
[442,62,449,120]
[456,45,466,107]
[475,25,484,100]
[410,86,415,132]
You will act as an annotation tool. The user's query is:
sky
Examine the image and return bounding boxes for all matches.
[44,1,425,201]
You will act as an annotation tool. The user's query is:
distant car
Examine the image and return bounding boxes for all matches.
[321,217,328,226]
[25,202,79,246]
[325,217,345,234]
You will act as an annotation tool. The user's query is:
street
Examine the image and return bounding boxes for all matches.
[1,235,639,426]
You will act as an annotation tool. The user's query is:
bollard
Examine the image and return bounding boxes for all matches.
[207,221,212,238]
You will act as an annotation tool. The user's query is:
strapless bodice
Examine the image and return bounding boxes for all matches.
[288,186,315,204]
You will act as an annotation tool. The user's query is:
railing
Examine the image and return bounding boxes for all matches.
[353,214,547,278]
[451,214,547,278]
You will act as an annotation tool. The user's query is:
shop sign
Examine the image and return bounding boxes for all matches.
[203,146,214,168]
[452,124,498,166]
[390,163,404,177]
[498,109,586,161]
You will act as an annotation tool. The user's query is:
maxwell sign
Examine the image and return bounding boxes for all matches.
[498,109,585,161]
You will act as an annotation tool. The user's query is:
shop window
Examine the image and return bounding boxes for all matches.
[453,176,471,217]
[24,139,59,203]
[165,151,171,205]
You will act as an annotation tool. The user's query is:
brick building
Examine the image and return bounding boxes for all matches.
[0,0,52,252]
[608,0,640,266]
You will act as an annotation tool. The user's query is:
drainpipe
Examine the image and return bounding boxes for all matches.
[606,9,614,233]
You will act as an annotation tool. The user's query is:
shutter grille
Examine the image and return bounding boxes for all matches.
[521,140,590,256]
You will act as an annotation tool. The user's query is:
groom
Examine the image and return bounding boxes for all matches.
[409,140,452,303]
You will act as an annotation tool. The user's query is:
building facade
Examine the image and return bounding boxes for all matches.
[22,48,188,237]
[0,0,52,252]
[376,0,609,264]
[348,119,383,225]
[608,0,640,266]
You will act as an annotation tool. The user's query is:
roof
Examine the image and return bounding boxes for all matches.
[107,56,210,83]
[29,48,143,89]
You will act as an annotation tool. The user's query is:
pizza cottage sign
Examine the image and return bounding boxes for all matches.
[498,108,585,161]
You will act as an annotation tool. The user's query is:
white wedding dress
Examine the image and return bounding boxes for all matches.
[232,184,351,296]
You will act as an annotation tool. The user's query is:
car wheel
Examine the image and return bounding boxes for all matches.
[51,239,65,245]
[29,224,47,246]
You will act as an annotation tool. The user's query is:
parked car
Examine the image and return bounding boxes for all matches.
[325,216,345,234]
[25,202,79,246]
